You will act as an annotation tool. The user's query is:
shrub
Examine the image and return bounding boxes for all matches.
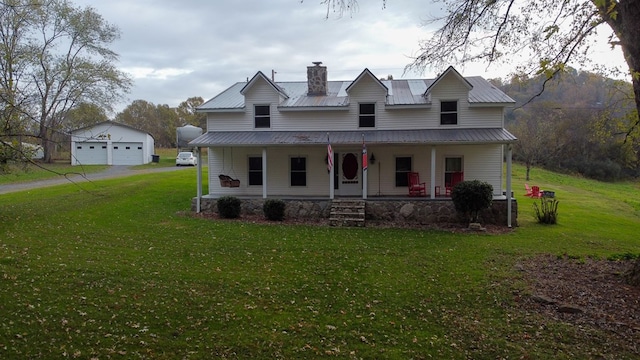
[217,196,241,219]
[450,180,493,223]
[533,198,559,224]
[263,199,285,221]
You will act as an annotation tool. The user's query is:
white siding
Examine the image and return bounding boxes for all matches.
[205,143,504,197]
[201,71,509,198]
[436,144,503,195]
[208,146,334,197]
[71,122,153,166]
[205,70,505,133]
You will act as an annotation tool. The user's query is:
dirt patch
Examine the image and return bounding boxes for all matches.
[516,254,640,353]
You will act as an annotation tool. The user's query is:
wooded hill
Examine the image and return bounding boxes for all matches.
[494,69,640,181]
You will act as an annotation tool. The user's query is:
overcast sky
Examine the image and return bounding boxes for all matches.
[73,0,626,114]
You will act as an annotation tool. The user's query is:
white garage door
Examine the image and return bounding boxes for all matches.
[75,142,108,165]
[112,142,143,165]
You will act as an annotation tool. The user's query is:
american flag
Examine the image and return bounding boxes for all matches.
[362,136,368,172]
[327,134,333,173]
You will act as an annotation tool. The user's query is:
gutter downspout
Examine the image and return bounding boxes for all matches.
[506,144,512,227]
[430,146,436,199]
[196,147,202,213]
[262,148,267,199]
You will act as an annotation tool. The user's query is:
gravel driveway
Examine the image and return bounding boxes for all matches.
[0,165,192,195]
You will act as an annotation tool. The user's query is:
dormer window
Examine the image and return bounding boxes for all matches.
[254,105,270,128]
[359,103,375,128]
[440,100,458,125]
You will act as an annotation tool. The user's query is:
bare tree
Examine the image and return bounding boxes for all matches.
[316,0,640,136]
[508,103,559,181]
[0,0,131,164]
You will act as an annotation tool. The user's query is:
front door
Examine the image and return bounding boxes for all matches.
[337,152,361,196]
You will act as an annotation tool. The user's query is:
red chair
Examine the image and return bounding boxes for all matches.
[407,172,427,197]
[524,183,533,197]
[530,185,543,198]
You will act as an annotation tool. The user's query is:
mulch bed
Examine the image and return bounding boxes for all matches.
[516,254,640,354]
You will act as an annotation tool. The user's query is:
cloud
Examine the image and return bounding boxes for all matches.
[73,0,627,114]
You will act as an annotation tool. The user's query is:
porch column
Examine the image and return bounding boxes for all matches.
[430,146,436,199]
[262,147,267,199]
[362,165,368,200]
[506,144,513,227]
[196,147,203,213]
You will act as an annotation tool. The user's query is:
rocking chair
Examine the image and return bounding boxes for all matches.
[407,172,427,197]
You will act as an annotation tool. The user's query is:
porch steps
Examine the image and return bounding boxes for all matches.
[329,199,366,227]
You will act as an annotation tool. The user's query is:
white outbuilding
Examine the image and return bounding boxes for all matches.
[70,121,155,166]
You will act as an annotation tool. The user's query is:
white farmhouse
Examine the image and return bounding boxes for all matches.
[70,121,155,166]
[190,63,517,226]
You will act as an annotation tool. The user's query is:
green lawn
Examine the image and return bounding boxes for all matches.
[0,164,638,359]
[0,162,110,185]
[0,148,197,185]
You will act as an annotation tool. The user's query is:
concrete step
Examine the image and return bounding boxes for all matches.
[329,199,366,227]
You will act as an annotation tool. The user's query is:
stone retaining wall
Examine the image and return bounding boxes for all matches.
[192,198,517,227]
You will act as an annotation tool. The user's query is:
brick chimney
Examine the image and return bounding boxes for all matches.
[307,62,327,96]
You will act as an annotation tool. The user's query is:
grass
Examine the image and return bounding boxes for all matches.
[0,162,110,185]
[0,164,638,359]
[0,148,200,185]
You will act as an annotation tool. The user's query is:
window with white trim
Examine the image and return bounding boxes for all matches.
[440,100,458,125]
[254,105,270,128]
[395,156,412,187]
[248,156,263,186]
[359,103,375,128]
[290,157,306,186]
[445,157,464,188]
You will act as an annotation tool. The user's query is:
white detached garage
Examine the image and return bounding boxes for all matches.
[70,121,155,166]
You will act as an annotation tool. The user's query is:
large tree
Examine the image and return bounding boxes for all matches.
[176,96,206,129]
[0,0,131,163]
[63,102,109,131]
[116,100,180,148]
[317,0,640,285]
[318,0,640,136]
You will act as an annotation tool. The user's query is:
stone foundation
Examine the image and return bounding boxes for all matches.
[192,198,517,227]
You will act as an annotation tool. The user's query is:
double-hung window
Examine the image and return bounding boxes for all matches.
[445,157,463,188]
[440,100,458,125]
[395,156,412,187]
[359,103,375,128]
[254,105,270,128]
[290,157,306,186]
[248,156,263,186]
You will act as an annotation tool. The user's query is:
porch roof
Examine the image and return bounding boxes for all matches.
[189,128,517,147]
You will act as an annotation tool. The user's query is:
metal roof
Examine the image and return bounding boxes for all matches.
[197,73,515,111]
[70,120,152,136]
[189,128,517,147]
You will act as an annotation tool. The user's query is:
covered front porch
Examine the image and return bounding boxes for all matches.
[189,128,517,227]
